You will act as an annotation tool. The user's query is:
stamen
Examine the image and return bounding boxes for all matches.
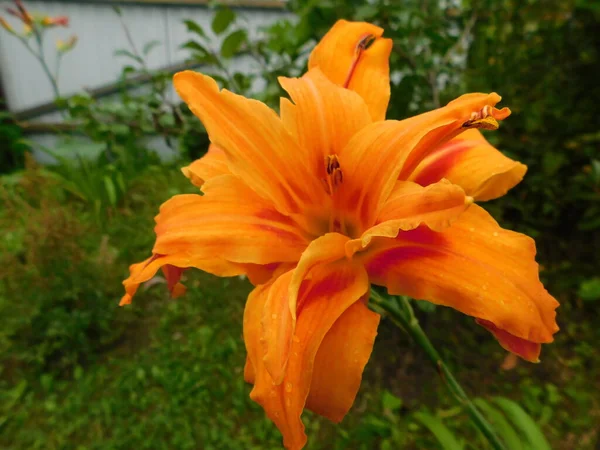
[462,105,499,130]
[323,155,343,195]
[343,33,377,89]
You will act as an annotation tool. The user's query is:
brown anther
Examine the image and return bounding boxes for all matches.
[332,168,343,186]
[323,155,343,194]
[325,155,340,175]
[356,34,376,53]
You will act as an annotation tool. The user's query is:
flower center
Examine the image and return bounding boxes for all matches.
[318,154,360,238]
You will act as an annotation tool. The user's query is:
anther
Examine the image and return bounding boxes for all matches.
[462,105,499,130]
[323,155,343,194]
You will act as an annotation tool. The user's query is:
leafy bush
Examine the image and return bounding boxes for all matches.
[0,110,29,174]
[0,167,130,374]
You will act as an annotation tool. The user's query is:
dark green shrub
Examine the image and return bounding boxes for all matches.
[0,168,130,375]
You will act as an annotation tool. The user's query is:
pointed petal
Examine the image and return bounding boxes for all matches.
[477,319,542,363]
[121,176,310,305]
[181,144,230,189]
[279,69,371,177]
[346,180,473,257]
[309,20,392,121]
[305,298,379,422]
[361,205,559,358]
[120,253,242,306]
[153,175,309,265]
[174,71,327,215]
[338,93,510,230]
[409,129,527,201]
[245,261,370,450]
[289,233,350,321]
[262,233,350,384]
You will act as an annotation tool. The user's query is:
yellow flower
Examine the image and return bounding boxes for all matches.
[121,20,559,450]
[0,17,14,34]
[56,35,77,53]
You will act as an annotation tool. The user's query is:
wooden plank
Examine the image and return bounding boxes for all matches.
[56,0,285,9]
[13,59,205,121]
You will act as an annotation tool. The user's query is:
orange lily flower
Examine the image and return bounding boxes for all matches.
[121,20,559,450]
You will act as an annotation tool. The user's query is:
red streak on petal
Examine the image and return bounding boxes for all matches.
[412,141,470,187]
[366,245,439,280]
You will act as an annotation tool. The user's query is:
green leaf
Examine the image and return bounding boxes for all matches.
[578,277,600,302]
[212,8,236,35]
[103,176,117,207]
[493,397,551,450]
[414,412,464,450]
[184,19,208,40]
[142,40,161,56]
[113,49,143,64]
[220,30,247,59]
[180,40,208,54]
[473,398,524,450]
[382,390,403,412]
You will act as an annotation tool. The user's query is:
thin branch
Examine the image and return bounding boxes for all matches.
[442,10,478,66]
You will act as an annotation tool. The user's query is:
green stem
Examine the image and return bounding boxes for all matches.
[370,289,507,450]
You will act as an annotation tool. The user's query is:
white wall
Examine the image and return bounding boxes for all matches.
[0,1,288,114]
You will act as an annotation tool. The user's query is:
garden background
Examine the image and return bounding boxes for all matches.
[1,0,599,449]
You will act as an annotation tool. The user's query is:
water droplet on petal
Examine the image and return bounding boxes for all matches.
[492,232,499,237]
[271,313,277,320]
[285,382,293,393]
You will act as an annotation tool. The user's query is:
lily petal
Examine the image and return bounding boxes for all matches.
[261,270,295,385]
[338,93,510,231]
[120,254,243,306]
[361,204,559,357]
[121,176,311,306]
[279,69,372,177]
[408,129,527,201]
[305,297,379,422]
[262,233,350,384]
[181,144,230,189]
[477,319,542,363]
[153,175,309,265]
[346,179,473,257]
[174,71,327,215]
[245,260,370,450]
[309,20,392,121]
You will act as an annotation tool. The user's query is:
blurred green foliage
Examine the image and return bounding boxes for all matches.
[0,0,599,449]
